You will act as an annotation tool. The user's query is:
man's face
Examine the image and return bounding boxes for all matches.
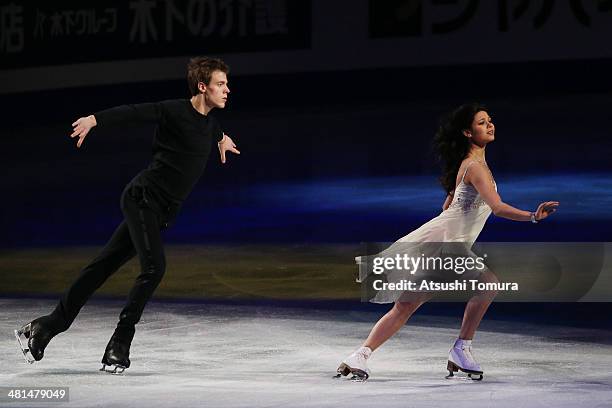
[204,70,230,109]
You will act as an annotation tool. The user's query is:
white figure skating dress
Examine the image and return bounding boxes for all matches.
[356,161,497,303]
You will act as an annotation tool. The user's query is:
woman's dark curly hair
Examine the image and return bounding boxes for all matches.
[433,102,488,194]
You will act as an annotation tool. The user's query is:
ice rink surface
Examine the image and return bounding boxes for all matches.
[2,298,612,408]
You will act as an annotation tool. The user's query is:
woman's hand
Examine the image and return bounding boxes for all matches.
[535,201,560,221]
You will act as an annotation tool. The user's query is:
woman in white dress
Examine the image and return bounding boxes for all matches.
[336,103,559,381]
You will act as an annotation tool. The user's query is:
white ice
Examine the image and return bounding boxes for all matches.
[1,299,611,408]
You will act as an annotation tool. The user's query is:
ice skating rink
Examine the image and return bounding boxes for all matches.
[2,298,611,408]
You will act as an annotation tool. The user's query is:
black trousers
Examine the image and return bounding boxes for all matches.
[48,180,180,344]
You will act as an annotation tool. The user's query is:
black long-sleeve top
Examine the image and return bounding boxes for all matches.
[95,99,223,202]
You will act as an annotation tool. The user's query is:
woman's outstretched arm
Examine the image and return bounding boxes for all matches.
[466,163,559,222]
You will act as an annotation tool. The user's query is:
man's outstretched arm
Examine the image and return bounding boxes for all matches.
[69,102,164,148]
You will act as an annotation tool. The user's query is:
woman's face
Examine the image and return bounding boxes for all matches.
[464,110,495,146]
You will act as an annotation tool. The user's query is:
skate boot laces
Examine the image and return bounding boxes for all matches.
[460,343,476,364]
[355,348,369,363]
[452,340,482,373]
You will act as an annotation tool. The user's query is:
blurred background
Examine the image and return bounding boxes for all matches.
[1,0,611,322]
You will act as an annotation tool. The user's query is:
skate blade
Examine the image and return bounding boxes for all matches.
[333,363,369,381]
[445,373,483,382]
[349,373,368,382]
[99,364,126,375]
[14,328,35,364]
[445,361,483,381]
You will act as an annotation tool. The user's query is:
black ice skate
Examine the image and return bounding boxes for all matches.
[14,319,56,364]
[100,337,131,374]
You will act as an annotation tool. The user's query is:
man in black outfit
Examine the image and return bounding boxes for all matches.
[15,56,240,373]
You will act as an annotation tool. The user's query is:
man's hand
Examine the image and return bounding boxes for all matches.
[218,133,240,164]
[70,115,97,148]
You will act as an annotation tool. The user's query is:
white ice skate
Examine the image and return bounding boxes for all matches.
[334,346,371,381]
[446,338,483,381]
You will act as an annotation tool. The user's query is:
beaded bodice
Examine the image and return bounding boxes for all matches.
[447,162,497,212]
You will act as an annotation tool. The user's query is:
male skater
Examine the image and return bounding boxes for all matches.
[15,56,239,373]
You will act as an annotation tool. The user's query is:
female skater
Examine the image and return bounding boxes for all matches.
[336,103,559,381]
